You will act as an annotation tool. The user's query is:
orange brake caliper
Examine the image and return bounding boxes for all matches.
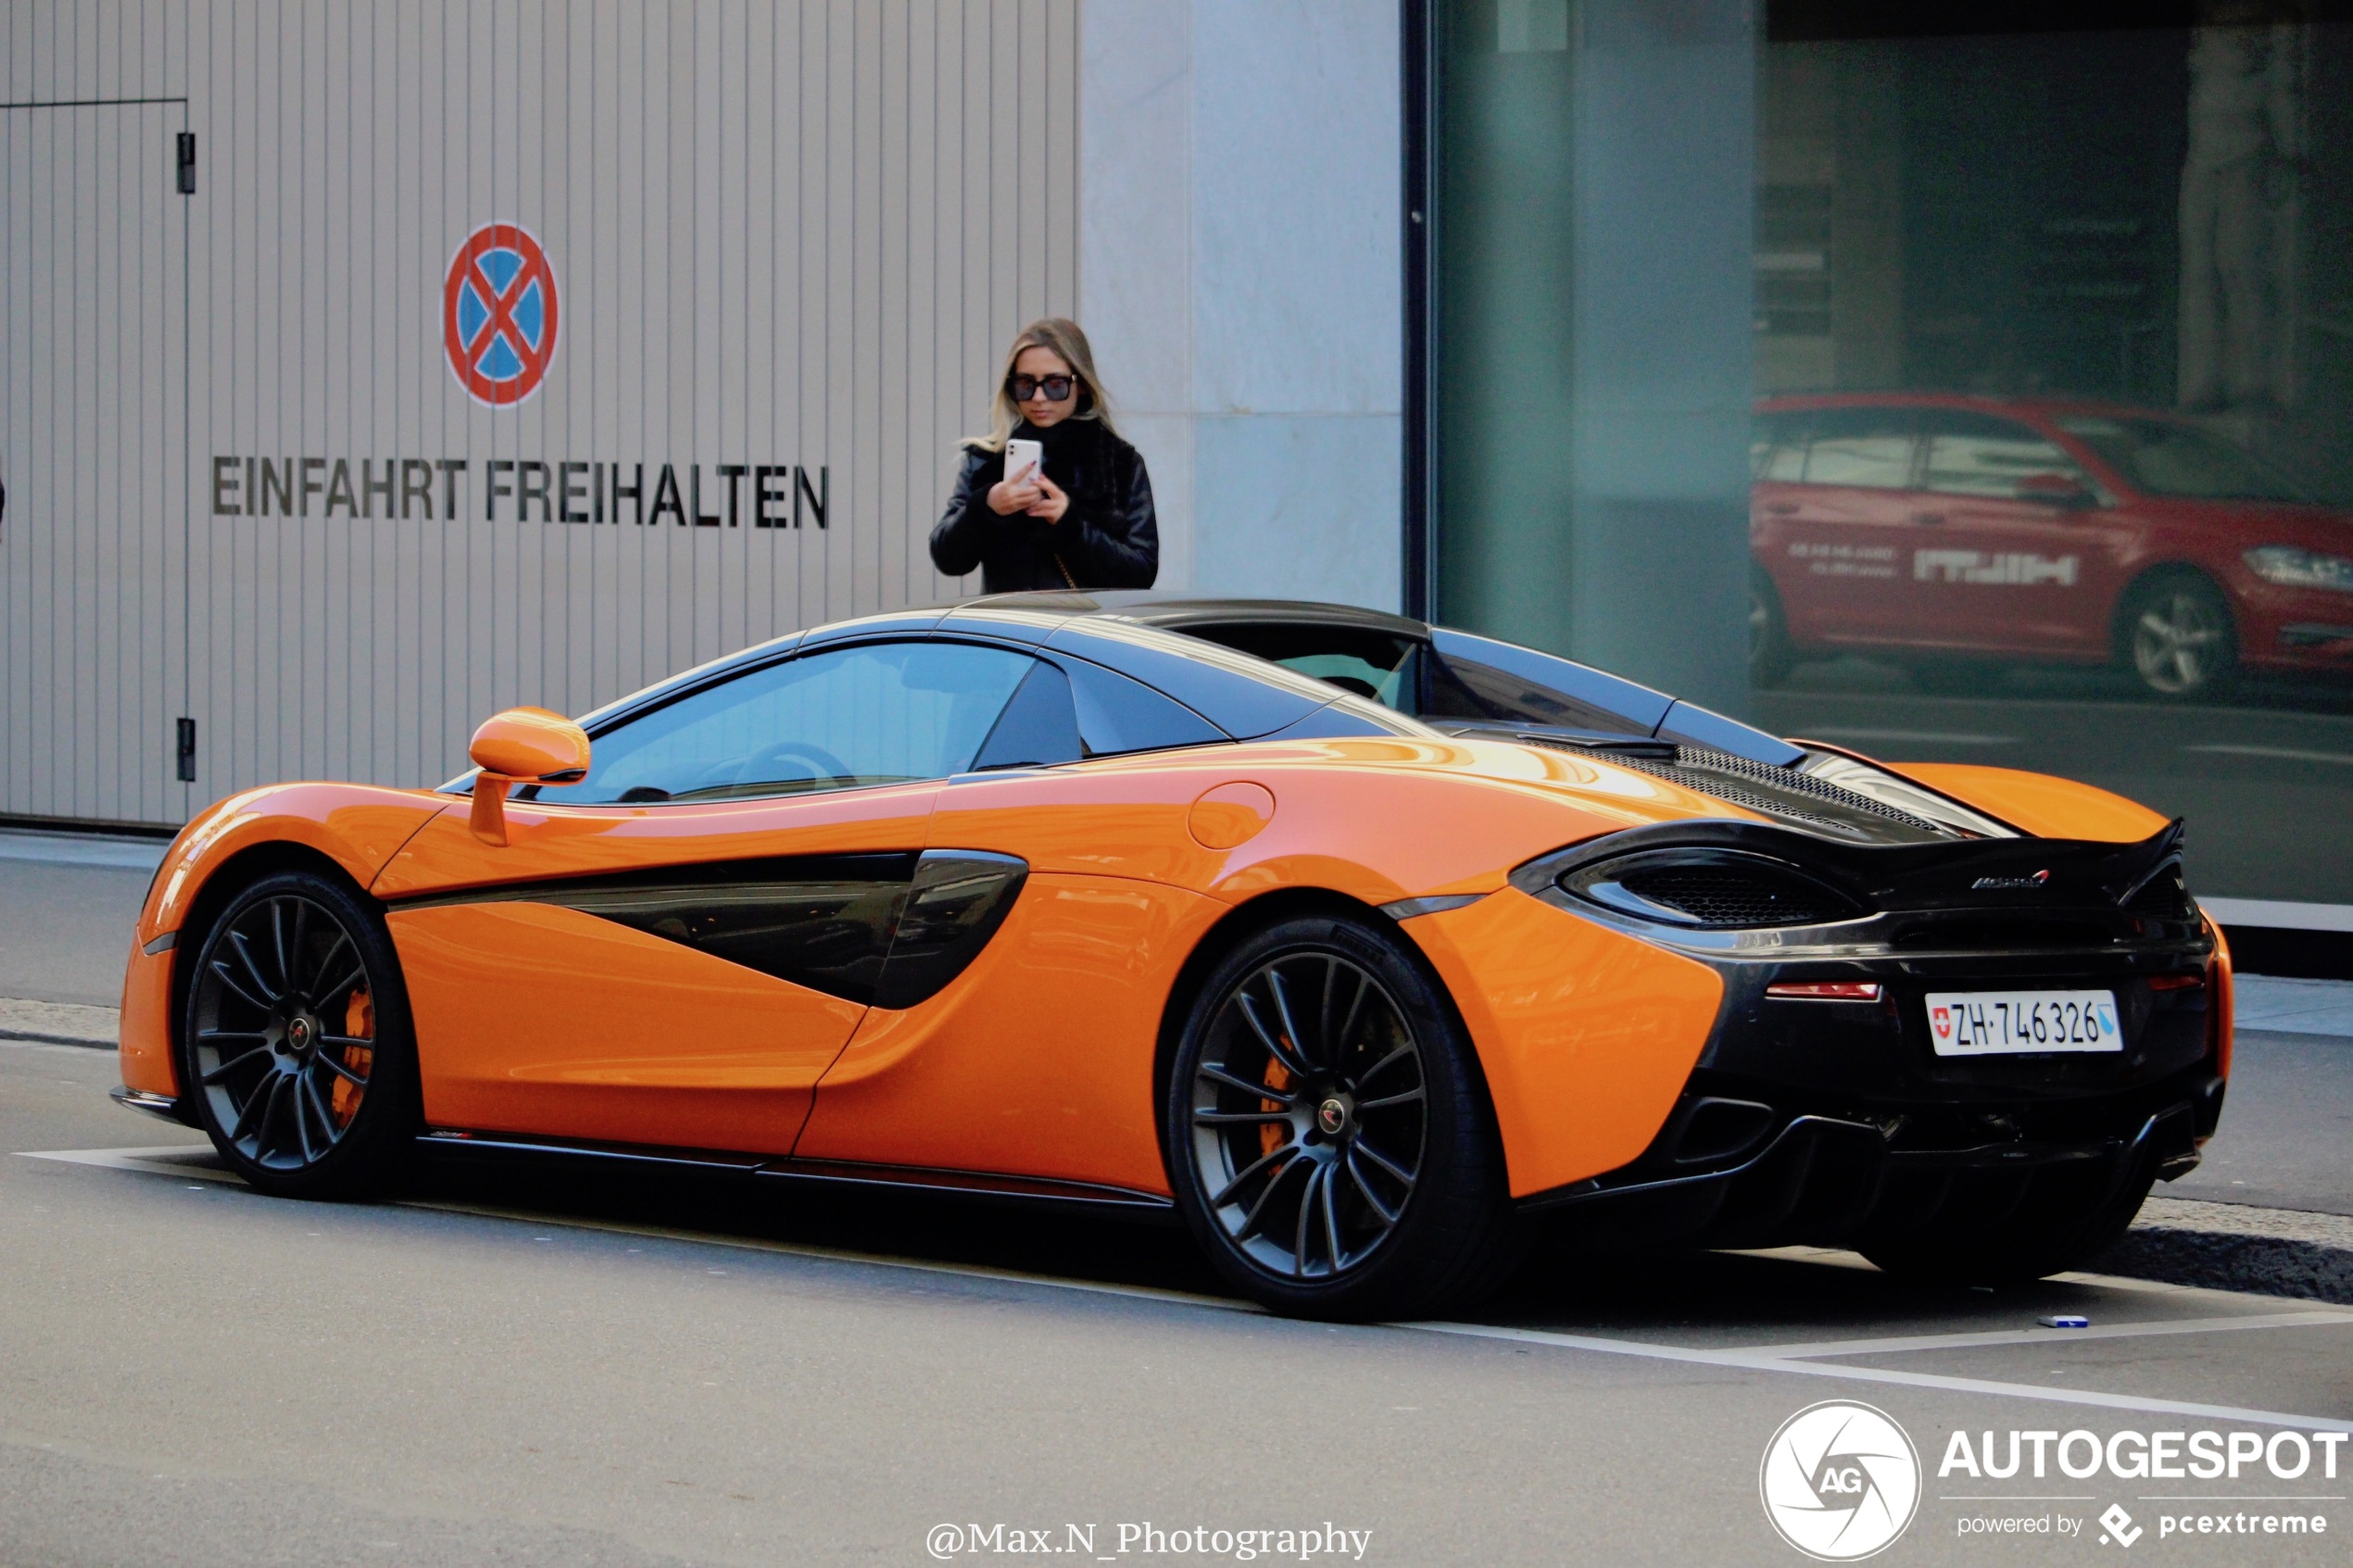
[1260,1058,1293,1158]
[333,988,376,1126]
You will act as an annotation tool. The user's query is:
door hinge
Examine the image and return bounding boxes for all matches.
[175,132,195,195]
[175,718,197,782]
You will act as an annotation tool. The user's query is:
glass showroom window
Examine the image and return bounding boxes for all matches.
[1424,2,2353,935]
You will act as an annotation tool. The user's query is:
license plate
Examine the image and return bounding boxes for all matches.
[1924,990,2121,1056]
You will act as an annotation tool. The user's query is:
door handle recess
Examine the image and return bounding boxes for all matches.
[1763,501,1801,516]
[1907,511,1945,525]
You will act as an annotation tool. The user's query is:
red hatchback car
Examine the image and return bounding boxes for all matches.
[1750,394,2353,697]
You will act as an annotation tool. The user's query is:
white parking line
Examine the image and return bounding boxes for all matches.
[1396,1320,2353,1433]
[24,1143,2353,1433]
[1747,1310,2353,1361]
[2186,743,2353,766]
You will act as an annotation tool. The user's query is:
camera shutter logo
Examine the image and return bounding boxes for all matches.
[443,221,560,407]
[1758,1401,1920,1561]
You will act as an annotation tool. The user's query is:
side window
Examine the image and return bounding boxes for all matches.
[1799,407,1918,489]
[1175,623,1420,711]
[1919,410,2089,498]
[1424,654,1655,736]
[566,640,1037,804]
[1754,412,1806,482]
[970,661,1084,770]
[1065,660,1226,756]
[964,656,1227,771]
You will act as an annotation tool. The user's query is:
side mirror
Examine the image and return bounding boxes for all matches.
[467,707,591,846]
[2016,471,2097,509]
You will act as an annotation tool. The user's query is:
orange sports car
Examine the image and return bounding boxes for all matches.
[112,596,2231,1318]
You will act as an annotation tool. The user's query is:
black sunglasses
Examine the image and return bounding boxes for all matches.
[1008,373,1076,403]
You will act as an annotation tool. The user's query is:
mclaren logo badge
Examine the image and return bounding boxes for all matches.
[1972,869,2053,891]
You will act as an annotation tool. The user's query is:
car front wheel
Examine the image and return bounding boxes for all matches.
[1165,911,1521,1320]
[2120,571,2236,699]
[182,869,420,1198]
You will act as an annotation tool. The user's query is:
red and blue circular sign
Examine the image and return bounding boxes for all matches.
[443,221,559,407]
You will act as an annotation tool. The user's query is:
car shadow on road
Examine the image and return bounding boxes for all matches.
[407,1149,2145,1337]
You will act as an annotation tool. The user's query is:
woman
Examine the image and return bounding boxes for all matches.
[930,318,1159,592]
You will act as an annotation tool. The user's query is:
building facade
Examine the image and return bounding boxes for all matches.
[0,0,1403,826]
[7,0,2353,922]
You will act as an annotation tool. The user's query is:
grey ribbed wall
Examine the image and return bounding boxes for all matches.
[0,0,1078,825]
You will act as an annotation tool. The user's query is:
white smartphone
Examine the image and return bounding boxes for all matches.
[1002,438,1044,489]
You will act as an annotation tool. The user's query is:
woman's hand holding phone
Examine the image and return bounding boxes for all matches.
[1024,473,1068,524]
[986,471,1040,515]
[988,438,1048,517]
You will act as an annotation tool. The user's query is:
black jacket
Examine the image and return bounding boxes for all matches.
[929,419,1159,593]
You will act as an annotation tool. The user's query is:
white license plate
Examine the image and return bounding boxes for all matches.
[1925,990,2121,1056]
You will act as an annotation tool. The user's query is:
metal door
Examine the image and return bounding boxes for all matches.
[0,98,189,824]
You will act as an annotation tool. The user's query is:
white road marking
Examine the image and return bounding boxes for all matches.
[25,1143,2353,1431]
[1394,1320,2353,1433]
[17,1146,1256,1312]
[1749,1310,2353,1361]
[2187,743,2353,766]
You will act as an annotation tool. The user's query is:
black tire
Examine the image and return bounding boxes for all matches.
[181,868,421,1198]
[1749,571,1794,689]
[1860,1161,2157,1287]
[2116,571,2237,700]
[1164,911,1522,1320]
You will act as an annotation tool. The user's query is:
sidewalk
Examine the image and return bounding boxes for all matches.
[2234,973,2353,1036]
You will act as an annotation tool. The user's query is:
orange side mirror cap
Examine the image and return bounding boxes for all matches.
[467,708,591,846]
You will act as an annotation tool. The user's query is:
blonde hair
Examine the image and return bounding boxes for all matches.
[962,317,1117,453]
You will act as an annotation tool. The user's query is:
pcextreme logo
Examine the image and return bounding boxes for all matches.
[1760,1401,1922,1561]
[444,220,560,407]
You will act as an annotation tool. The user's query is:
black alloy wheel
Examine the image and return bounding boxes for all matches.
[2120,571,2237,700]
[1166,912,1520,1320]
[183,870,419,1197]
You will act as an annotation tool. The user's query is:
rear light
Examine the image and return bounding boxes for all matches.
[2148,972,2205,992]
[1767,981,1882,1001]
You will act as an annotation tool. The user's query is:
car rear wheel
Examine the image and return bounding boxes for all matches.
[1165,911,1521,1320]
[182,869,420,1198]
[2119,571,2236,700]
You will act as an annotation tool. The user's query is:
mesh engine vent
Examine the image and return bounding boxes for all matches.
[1582,858,1863,929]
[1518,734,1951,841]
[2122,862,2192,919]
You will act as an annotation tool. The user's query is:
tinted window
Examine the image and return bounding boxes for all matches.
[969,660,1084,770]
[1177,623,1420,709]
[2056,416,2307,504]
[1753,411,1806,482]
[1425,628,1674,736]
[1798,407,1917,489]
[567,640,1035,804]
[1063,659,1227,756]
[1919,410,2088,498]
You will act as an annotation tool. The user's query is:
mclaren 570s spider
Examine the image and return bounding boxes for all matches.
[113,595,2229,1318]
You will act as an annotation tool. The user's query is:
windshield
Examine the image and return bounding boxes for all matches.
[2057,417,2308,504]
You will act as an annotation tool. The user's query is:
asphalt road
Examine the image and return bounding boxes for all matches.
[4,834,2350,1565]
[1760,656,2353,904]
